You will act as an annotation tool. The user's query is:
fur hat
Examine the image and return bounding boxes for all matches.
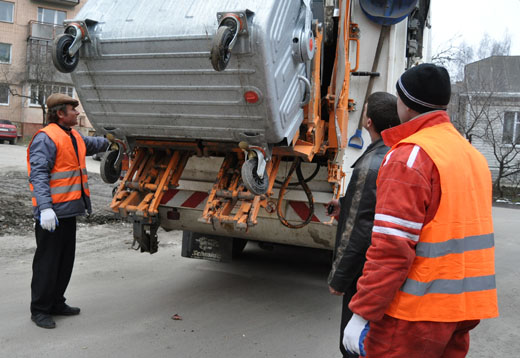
[396,63,451,113]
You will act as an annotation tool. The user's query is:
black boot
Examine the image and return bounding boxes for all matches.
[51,304,81,316]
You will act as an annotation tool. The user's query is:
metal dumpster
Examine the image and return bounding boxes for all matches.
[59,0,317,151]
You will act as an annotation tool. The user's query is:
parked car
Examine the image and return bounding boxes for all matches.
[0,119,17,145]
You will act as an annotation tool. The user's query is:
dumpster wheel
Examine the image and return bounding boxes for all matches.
[100,150,121,184]
[210,26,234,72]
[241,157,269,195]
[52,33,79,73]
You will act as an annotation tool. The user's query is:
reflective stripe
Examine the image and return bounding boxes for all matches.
[373,226,420,241]
[383,150,394,166]
[416,233,495,258]
[83,182,89,190]
[81,168,87,175]
[50,183,83,195]
[401,275,496,296]
[375,214,423,230]
[50,169,81,181]
[407,145,420,168]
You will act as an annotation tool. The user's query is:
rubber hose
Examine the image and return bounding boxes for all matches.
[276,157,315,229]
[275,162,320,186]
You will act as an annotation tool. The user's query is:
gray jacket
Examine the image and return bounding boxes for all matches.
[28,127,108,219]
[328,139,390,292]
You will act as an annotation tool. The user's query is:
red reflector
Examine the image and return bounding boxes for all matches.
[244,91,259,104]
[309,38,314,51]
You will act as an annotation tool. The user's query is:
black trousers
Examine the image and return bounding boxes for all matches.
[31,217,76,315]
[339,284,359,358]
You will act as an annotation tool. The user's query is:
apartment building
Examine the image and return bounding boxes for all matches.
[449,56,520,189]
[0,0,89,140]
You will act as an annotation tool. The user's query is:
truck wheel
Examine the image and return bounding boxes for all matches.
[241,157,269,195]
[52,33,79,73]
[100,150,121,184]
[9,139,15,145]
[232,238,248,258]
[210,26,234,71]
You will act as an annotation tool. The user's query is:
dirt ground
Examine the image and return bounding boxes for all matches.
[0,169,120,235]
[0,164,131,265]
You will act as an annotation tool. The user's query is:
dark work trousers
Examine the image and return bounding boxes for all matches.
[31,217,77,315]
[339,280,359,358]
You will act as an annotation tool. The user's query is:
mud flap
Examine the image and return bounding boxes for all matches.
[181,231,235,262]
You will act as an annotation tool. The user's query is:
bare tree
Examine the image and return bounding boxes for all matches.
[433,32,511,82]
[452,82,495,144]
[476,32,511,60]
[479,104,520,197]
[431,37,474,82]
[435,34,520,198]
[2,38,60,125]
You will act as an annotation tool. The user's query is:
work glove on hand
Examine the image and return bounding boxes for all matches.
[105,133,119,151]
[343,313,370,356]
[325,199,340,217]
[40,208,59,232]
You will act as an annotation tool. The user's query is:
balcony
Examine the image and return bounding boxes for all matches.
[28,21,64,40]
[31,0,80,6]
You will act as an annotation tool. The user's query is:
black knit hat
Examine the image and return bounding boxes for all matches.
[396,63,451,114]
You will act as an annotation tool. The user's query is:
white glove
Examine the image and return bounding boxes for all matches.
[343,313,370,356]
[40,208,59,232]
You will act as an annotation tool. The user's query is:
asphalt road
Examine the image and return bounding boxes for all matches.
[0,143,519,357]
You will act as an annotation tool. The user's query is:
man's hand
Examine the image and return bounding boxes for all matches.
[343,313,369,356]
[40,208,59,232]
[106,133,118,151]
[326,199,340,217]
[106,133,115,142]
[329,286,344,296]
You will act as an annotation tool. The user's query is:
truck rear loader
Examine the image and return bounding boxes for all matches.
[51,0,431,260]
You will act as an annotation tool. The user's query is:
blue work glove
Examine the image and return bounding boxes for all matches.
[343,313,370,356]
[40,208,59,232]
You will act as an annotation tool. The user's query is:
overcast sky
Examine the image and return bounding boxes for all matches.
[430,0,520,56]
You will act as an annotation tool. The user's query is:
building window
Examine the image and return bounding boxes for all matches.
[503,112,520,145]
[30,84,74,106]
[0,84,9,105]
[0,43,11,63]
[37,7,66,25]
[0,1,14,23]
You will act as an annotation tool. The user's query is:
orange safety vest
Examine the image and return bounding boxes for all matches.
[384,121,498,322]
[27,123,90,207]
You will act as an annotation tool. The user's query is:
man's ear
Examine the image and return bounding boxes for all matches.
[56,108,66,119]
[366,118,373,129]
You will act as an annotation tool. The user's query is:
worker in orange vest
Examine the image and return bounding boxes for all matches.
[343,63,499,357]
[27,94,110,329]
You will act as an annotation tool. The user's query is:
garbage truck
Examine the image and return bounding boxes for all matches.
[52,0,431,260]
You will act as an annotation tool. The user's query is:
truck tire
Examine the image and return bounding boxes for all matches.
[241,157,269,195]
[232,238,248,258]
[52,33,79,73]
